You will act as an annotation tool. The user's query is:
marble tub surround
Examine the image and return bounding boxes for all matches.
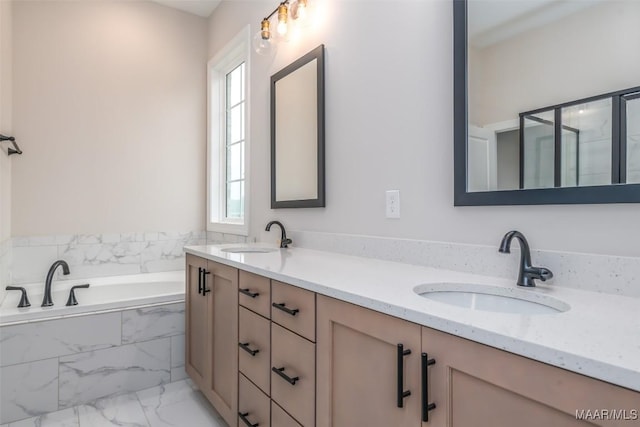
[0,238,11,301]
[0,379,225,427]
[0,271,184,324]
[289,230,640,298]
[0,302,186,425]
[185,244,640,392]
[7,231,246,286]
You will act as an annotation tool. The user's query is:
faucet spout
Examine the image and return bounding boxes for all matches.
[499,231,552,287]
[265,221,292,248]
[42,260,70,307]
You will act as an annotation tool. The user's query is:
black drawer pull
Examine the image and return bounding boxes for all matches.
[238,342,260,356]
[421,352,437,422]
[238,412,259,427]
[202,270,211,295]
[272,302,299,316]
[272,366,299,385]
[239,288,259,298]
[397,343,412,408]
[197,267,203,295]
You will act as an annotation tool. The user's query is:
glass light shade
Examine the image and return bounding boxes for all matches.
[252,30,277,56]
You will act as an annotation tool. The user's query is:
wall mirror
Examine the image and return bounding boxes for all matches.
[271,45,325,208]
[454,0,640,205]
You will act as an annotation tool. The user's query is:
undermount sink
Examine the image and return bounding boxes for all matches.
[221,246,278,254]
[414,283,570,315]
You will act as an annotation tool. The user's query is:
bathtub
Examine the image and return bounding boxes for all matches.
[0,270,187,424]
[0,270,184,325]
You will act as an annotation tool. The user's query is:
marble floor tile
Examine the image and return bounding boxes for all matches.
[8,407,79,427]
[77,393,148,427]
[136,380,226,427]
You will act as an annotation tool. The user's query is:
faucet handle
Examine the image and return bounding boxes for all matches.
[66,284,90,306]
[280,238,292,248]
[5,286,31,308]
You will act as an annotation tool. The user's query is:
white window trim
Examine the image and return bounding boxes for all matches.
[207,26,251,236]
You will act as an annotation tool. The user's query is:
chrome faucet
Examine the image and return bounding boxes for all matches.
[42,260,70,307]
[498,231,553,287]
[265,220,292,248]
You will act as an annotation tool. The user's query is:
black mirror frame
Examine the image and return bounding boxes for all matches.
[453,0,640,206]
[271,44,326,209]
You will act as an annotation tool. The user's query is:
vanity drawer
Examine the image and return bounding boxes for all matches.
[238,373,270,427]
[238,306,270,394]
[271,280,316,341]
[239,270,271,318]
[271,323,315,427]
[271,401,302,427]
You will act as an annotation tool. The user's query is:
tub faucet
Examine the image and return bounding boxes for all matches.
[42,260,70,307]
[498,231,553,287]
[265,220,292,248]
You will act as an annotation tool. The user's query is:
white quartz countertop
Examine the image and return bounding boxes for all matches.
[184,243,640,392]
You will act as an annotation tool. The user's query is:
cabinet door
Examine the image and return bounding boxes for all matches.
[185,254,210,391]
[422,326,640,427]
[317,295,422,427]
[203,260,239,427]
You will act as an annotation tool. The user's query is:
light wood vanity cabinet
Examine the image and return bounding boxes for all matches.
[237,271,317,427]
[186,255,639,427]
[316,295,640,427]
[185,254,238,427]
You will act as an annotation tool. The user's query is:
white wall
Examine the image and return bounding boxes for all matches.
[0,0,12,243]
[208,0,640,258]
[11,1,208,236]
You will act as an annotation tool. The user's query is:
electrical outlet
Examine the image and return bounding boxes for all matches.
[385,190,400,218]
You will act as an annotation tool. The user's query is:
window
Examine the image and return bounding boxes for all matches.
[208,27,250,235]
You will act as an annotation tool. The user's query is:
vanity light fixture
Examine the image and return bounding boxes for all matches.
[253,0,311,56]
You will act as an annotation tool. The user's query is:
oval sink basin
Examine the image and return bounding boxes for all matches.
[414,283,570,315]
[221,247,278,254]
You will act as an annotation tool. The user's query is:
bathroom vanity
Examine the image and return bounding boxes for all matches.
[184,245,640,427]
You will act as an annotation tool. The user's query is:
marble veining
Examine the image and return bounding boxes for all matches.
[6,407,79,427]
[77,394,148,427]
[58,339,171,408]
[0,313,121,367]
[0,359,59,424]
[137,380,225,427]
[121,304,184,344]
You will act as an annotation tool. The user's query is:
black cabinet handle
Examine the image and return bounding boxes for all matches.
[272,302,299,316]
[238,342,260,356]
[65,284,90,306]
[239,288,259,298]
[202,270,211,295]
[397,344,412,408]
[272,366,299,385]
[238,412,259,427]
[197,267,203,295]
[5,286,31,308]
[421,352,437,422]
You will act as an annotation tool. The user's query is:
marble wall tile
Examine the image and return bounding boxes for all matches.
[0,359,59,424]
[76,393,148,427]
[58,242,143,280]
[0,312,121,367]
[11,246,59,285]
[7,407,79,427]
[0,239,11,301]
[58,338,171,408]
[170,367,188,382]
[141,240,191,274]
[121,304,184,344]
[170,335,185,368]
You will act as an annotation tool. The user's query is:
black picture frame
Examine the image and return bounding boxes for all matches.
[271,44,326,209]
